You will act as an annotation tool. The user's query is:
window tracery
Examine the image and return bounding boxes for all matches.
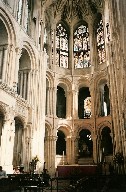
[56,23,68,68]
[97,19,106,64]
[74,24,90,69]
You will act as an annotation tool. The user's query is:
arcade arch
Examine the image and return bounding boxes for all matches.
[78,129,93,158]
[18,48,31,100]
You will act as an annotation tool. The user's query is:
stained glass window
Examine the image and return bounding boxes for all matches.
[17,0,23,24]
[97,19,106,64]
[74,24,90,69]
[56,23,68,68]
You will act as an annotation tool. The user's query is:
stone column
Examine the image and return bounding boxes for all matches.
[53,87,57,117]
[46,87,49,115]
[27,70,31,102]
[88,17,96,74]
[74,137,79,164]
[89,86,95,117]
[1,118,15,173]
[52,26,56,72]
[24,124,32,172]
[49,87,53,116]
[1,45,8,83]
[66,90,72,119]
[19,71,24,97]
[72,89,78,119]
[46,86,53,116]
[108,43,120,153]
[69,22,74,71]
[93,135,97,163]
[9,44,16,87]
[23,71,27,99]
[14,47,21,91]
[66,136,72,164]
[48,28,53,69]
[45,136,57,176]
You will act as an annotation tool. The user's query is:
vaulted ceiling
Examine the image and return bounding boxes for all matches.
[43,0,103,27]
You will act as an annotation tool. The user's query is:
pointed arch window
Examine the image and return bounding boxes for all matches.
[97,18,106,64]
[74,24,90,69]
[56,23,68,68]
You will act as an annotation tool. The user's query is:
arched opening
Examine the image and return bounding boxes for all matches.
[78,87,91,119]
[56,86,66,118]
[13,117,24,167]
[99,83,110,116]
[56,130,66,155]
[104,84,110,116]
[0,19,8,81]
[78,129,93,158]
[101,127,113,161]
[18,48,31,100]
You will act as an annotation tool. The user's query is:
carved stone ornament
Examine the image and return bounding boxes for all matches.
[61,0,89,21]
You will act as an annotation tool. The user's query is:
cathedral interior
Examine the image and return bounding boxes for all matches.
[0,0,126,183]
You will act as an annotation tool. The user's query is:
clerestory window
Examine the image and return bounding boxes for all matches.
[56,23,68,68]
[74,24,90,69]
[97,18,106,64]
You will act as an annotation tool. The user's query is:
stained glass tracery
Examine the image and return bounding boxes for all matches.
[56,23,68,68]
[97,19,106,64]
[74,25,90,69]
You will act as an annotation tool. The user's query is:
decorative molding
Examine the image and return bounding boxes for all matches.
[0,83,30,108]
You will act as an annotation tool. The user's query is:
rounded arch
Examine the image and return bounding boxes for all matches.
[0,7,16,45]
[46,71,54,88]
[57,77,72,92]
[21,41,36,70]
[56,129,66,155]
[57,124,71,138]
[100,126,113,156]
[45,121,52,137]
[14,115,25,127]
[77,79,91,119]
[76,77,90,91]
[13,115,24,167]
[75,123,93,138]
[78,128,93,158]
[97,120,112,135]
[19,48,31,70]
[94,71,108,88]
